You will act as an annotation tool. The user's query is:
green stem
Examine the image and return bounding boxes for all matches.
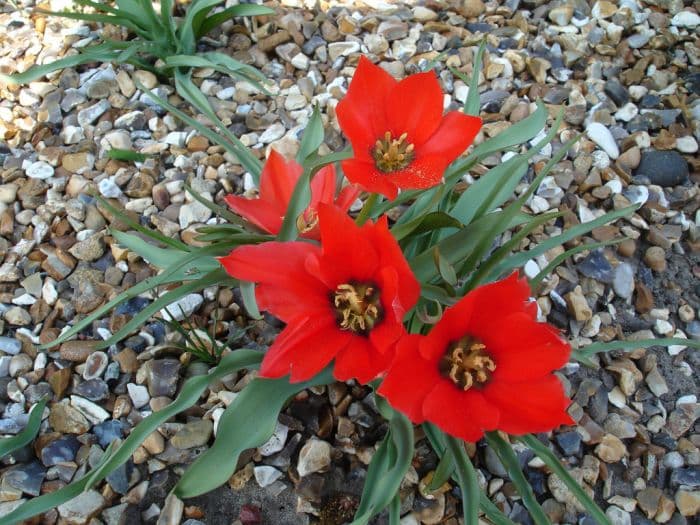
[355,193,379,226]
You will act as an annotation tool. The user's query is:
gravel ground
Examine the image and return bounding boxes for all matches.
[0,0,698,524]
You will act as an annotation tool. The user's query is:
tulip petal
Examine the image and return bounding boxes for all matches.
[422,382,500,442]
[336,56,396,158]
[224,195,283,234]
[259,149,301,210]
[483,375,574,435]
[334,335,394,384]
[418,111,482,159]
[341,159,399,199]
[386,71,444,145]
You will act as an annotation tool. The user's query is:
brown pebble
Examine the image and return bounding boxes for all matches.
[59,340,97,363]
[634,283,654,314]
[643,246,667,272]
[617,238,637,257]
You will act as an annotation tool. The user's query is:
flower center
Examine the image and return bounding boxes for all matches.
[296,207,319,234]
[333,282,382,335]
[440,336,496,391]
[372,131,415,173]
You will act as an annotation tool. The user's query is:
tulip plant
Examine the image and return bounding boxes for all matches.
[2,50,698,525]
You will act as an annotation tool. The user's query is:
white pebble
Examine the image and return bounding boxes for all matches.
[586,122,619,159]
[25,161,54,180]
[671,11,700,28]
[676,136,698,154]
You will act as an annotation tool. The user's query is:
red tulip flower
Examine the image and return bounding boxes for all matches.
[219,204,420,383]
[379,273,573,442]
[336,56,482,200]
[224,149,360,239]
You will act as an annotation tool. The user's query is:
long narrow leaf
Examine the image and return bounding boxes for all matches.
[573,337,699,362]
[465,40,486,116]
[490,204,640,280]
[98,268,234,349]
[486,433,551,525]
[174,367,334,497]
[0,398,47,458]
[519,435,612,525]
[297,106,324,163]
[445,435,480,525]
[198,4,275,37]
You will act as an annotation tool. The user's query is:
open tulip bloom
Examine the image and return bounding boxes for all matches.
[14,50,695,525]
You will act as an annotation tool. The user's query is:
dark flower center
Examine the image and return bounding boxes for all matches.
[372,131,415,173]
[333,282,382,335]
[440,336,496,391]
[296,207,319,234]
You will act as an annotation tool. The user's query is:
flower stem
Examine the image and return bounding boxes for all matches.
[355,193,379,226]
[445,435,480,525]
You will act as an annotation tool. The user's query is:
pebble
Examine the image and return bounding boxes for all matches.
[636,151,689,187]
[0,337,22,355]
[612,263,635,299]
[57,489,105,524]
[127,384,150,409]
[586,122,619,159]
[296,439,331,477]
[171,420,213,449]
[25,161,54,180]
[254,466,282,488]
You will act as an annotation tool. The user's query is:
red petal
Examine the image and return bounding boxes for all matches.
[336,56,396,159]
[385,71,444,146]
[224,195,283,234]
[484,312,570,382]
[483,375,574,435]
[334,335,394,384]
[419,112,482,159]
[335,183,362,211]
[422,382,500,442]
[315,203,379,285]
[218,242,327,320]
[379,154,447,192]
[369,222,421,312]
[341,159,399,199]
[259,149,301,211]
[260,318,350,382]
[309,164,337,207]
[378,335,437,422]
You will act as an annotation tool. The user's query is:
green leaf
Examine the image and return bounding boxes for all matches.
[97,194,189,251]
[410,211,529,284]
[0,350,263,524]
[1,51,114,85]
[174,367,334,498]
[41,248,224,350]
[239,281,262,320]
[297,106,325,163]
[351,397,414,525]
[0,398,47,459]
[277,165,316,241]
[433,247,458,286]
[465,211,562,290]
[445,435,480,525]
[490,204,640,280]
[486,433,551,525]
[519,435,612,525]
[465,40,486,116]
[98,267,234,349]
[110,230,191,270]
[470,101,548,160]
[426,446,456,491]
[393,211,461,242]
[179,0,222,53]
[573,337,699,363]
[530,240,624,290]
[198,4,275,37]
[140,76,262,180]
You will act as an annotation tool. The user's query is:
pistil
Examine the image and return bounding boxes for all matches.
[440,336,496,391]
[333,282,382,335]
[372,131,415,173]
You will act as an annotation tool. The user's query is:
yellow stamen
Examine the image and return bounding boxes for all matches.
[333,282,382,335]
[440,337,496,391]
[372,131,415,173]
[296,208,319,234]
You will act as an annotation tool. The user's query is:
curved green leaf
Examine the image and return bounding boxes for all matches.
[297,106,325,164]
[351,396,414,525]
[465,40,485,116]
[0,351,262,524]
[573,337,699,363]
[445,435,480,525]
[519,435,612,525]
[174,367,334,498]
[197,4,274,38]
[485,433,551,525]
[529,239,624,290]
[0,398,47,459]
